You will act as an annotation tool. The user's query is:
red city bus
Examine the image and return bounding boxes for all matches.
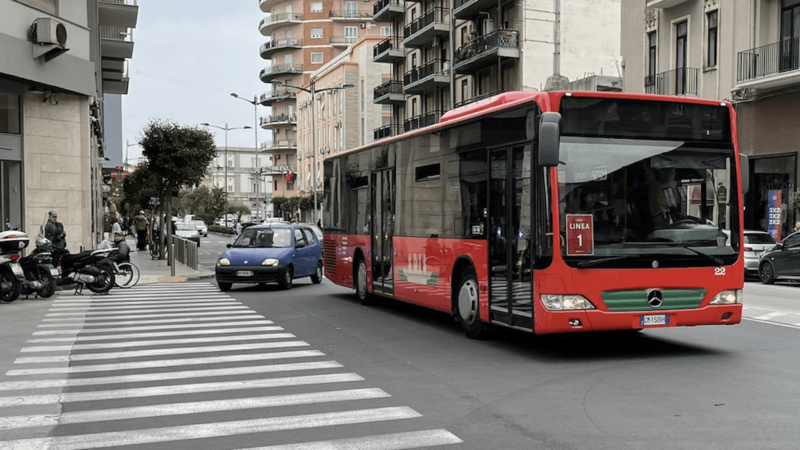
[322,91,747,338]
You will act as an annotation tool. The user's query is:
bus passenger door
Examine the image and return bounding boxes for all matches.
[371,169,395,295]
[488,146,533,330]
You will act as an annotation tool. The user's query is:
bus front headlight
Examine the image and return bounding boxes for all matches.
[541,294,596,310]
[710,289,742,305]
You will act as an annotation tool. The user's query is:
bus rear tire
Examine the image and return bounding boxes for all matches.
[355,257,373,305]
[456,269,488,339]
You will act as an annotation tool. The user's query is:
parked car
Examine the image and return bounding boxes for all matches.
[758,230,800,284]
[190,220,208,237]
[301,223,324,242]
[174,223,201,247]
[742,230,776,277]
[215,223,324,291]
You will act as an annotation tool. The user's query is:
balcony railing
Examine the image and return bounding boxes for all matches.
[329,9,372,19]
[330,36,358,46]
[403,7,449,39]
[373,35,403,59]
[259,13,303,33]
[644,67,699,96]
[261,140,297,151]
[374,80,404,100]
[260,114,297,126]
[737,37,800,82]
[404,110,442,132]
[404,59,449,86]
[373,0,404,20]
[260,38,303,54]
[454,29,519,69]
[260,64,304,81]
[259,88,297,105]
[374,124,403,140]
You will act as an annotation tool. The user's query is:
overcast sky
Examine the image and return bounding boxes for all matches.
[123,0,267,162]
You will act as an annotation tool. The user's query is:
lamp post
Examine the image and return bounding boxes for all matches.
[230,93,263,222]
[272,80,354,225]
[200,122,252,228]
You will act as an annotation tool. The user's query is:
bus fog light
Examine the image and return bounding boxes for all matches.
[710,289,742,305]
[541,294,596,311]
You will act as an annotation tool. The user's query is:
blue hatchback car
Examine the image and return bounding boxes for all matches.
[215,224,324,291]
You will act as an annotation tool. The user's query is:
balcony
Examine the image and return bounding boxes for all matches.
[404,110,442,132]
[329,9,372,21]
[330,36,358,47]
[259,13,303,36]
[646,0,690,8]
[404,59,450,94]
[260,114,297,128]
[374,80,405,104]
[261,140,298,152]
[736,38,800,92]
[260,64,304,83]
[99,25,134,59]
[374,124,403,140]
[453,0,495,20]
[259,0,280,13]
[260,38,303,59]
[373,0,404,21]
[454,29,520,73]
[98,0,139,28]
[403,7,449,48]
[644,67,699,96]
[259,88,297,106]
[102,59,129,95]
[263,164,295,175]
[373,36,405,63]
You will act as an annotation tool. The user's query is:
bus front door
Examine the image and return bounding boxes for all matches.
[370,169,395,295]
[488,146,534,330]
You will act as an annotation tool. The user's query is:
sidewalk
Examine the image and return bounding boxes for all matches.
[125,235,215,284]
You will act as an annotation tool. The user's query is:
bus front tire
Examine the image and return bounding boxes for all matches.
[456,269,488,339]
[355,257,373,305]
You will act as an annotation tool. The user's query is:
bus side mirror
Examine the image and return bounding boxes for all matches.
[739,154,749,195]
[538,112,561,167]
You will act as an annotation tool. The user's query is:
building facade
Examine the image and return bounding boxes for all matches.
[205,146,274,220]
[0,0,137,247]
[621,0,799,238]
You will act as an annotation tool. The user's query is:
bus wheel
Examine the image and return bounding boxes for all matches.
[355,257,373,305]
[760,262,775,285]
[456,269,487,339]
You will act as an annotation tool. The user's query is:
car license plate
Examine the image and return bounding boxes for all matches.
[237,270,253,277]
[640,315,669,326]
[50,268,60,277]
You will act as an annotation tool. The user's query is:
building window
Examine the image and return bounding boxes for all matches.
[311,27,322,39]
[311,53,323,64]
[380,26,391,36]
[461,79,468,103]
[706,10,718,67]
[345,1,358,17]
[0,93,21,134]
[345,26,358,43]
[675,21,688,94]
[310,1,322,13]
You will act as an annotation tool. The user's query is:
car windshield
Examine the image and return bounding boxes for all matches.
[176,224,196,231]
[232,228,292,248]
[191,221,206,227]
[558,137,740,268]
[744,233,775,244]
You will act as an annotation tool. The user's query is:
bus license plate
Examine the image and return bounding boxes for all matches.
[237,270,253,277]
[641,315,669,326]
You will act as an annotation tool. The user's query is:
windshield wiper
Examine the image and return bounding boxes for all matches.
[622,242,724,265]
[577,255,634,268]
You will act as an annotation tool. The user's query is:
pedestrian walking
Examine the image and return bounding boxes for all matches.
[133,210,149,251]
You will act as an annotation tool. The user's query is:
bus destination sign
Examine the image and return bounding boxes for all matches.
[566,214,594,256]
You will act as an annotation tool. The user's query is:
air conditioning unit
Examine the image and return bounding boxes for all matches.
[29,18,69,62]
[359,23,367,29]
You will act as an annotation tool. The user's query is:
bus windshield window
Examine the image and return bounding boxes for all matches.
[558,137,739,266]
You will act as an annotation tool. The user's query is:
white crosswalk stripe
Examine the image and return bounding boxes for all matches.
[0,282,462,449]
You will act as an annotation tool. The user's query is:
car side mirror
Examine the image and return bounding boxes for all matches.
[226,243,232,248]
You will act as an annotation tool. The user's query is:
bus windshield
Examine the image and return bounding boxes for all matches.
[558,137,740,268]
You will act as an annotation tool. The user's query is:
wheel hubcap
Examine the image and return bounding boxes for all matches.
[458,279,479,323]
[358,263,367,297]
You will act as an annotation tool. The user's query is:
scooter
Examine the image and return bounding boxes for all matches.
[19,236,59,299]
[0,230,30,303]
[56,247,116,295]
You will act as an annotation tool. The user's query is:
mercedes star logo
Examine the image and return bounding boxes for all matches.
[647,289,664,308]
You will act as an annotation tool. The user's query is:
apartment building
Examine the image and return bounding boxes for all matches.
[621,0,799,236]
[0,0,138,247]
[205,147,273,220]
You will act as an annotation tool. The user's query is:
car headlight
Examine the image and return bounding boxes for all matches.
[710,289,742,305]
[217,258,230,266]
[262,258,279,266]
[541,294,596,310]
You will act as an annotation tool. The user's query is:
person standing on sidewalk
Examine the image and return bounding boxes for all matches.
[43,210,67,266]
[133,211,149,251]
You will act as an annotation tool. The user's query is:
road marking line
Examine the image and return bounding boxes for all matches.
[0,407,421,449]
[743,318,800,330]
[46,306,249,316]
[0,361,344,391]
[22,333,296,352]
[0,373,364,406]
[7,350,325,376]
[33,320,273,335]
[42,310,260,321]
[752,312,786,321]
[233,429,463,450]
[49,302,241,312]
[38,315,262,327]
[52,298,236,307]
[28,326,283,343]
[1,388,390,430]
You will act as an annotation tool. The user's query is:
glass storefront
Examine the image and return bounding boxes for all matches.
[745,153,797,241]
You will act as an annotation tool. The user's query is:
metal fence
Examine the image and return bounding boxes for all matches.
[173,237,198,270]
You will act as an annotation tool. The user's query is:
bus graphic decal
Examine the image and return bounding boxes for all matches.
[398,253,439,286]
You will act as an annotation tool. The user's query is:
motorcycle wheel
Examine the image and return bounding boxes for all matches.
[86,266,115,294]
[37,267,57,298]
[0,270,21,303]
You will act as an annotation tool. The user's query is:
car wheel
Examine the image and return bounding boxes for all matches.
[310,261,323,284]
[455,268,489,339]
[760,262,775,285]
[279,267,293,290]
[218,281,232,291]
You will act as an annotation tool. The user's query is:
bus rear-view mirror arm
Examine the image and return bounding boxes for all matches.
[538,112,561,167]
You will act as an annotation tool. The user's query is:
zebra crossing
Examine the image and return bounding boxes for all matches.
[0,282,462,449]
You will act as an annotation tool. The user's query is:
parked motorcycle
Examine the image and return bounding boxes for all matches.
[19,236,59,298]
[56,247,116,294]
[0,230,30,303]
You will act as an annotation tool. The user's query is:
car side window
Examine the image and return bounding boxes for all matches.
[783,235,800,249]
[294,229,306,248]
[302,229,316,245]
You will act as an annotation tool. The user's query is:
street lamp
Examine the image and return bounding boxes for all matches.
[200,122,252,228]
[230,93,263,222]
[272,80,354,225]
